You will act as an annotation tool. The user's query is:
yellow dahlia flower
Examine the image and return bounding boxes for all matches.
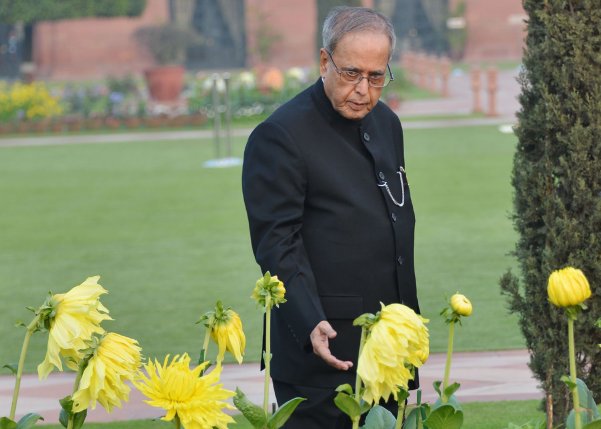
[38,276,112,379]
[252,271,286,309]
[548,267,592,308]
[357,303,429,404]
[134,353,235,429]
[72,332,142,413]
[199,301,246,364]
[450,293,472,317]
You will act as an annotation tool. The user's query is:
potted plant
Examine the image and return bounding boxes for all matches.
[135,23,201,102]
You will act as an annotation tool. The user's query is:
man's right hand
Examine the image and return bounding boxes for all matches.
[309,320,353,371]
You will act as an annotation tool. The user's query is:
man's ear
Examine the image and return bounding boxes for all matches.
[319,48,329,77]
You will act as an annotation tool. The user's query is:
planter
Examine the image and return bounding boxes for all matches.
[144,65,185,103]
[85,117,104,131]
[104,117,122,130]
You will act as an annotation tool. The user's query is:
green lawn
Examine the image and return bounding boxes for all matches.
[38,400,545,429]
[0,124,521,373]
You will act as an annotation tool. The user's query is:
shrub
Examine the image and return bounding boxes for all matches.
[0,81,62,121]
[500,0,601,424]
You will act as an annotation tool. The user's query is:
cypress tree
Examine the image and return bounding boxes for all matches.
[500,0,601,423]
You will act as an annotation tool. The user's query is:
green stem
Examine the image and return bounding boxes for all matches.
[417,389,423,429]
[442,321,455,403]
[352,326,368,429]
[263,297,272,416]
[395,400,406,429]
[9,315,41,420]
[568,316,581,429]
[199,327,211,374]
[66,358,88,429]
[174,414,181,429]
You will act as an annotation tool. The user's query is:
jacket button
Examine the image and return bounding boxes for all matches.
[391,213,397,222]
[379,171,385,180]
[397,256,403,265]
[363,132,370,141]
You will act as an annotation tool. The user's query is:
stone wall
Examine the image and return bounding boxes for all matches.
[33,0,168,80]
[463,0,526,62]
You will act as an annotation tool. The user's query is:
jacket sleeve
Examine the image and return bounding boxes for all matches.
[242,120,326,349]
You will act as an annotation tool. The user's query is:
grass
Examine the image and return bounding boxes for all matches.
[0,124,520,373]
[38,400,545,428]
[401,112,487,122]
[452,59,522,72]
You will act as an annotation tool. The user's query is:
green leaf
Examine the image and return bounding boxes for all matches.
[582,421,601,429]
[360,400,372,415]
[232,388,267,429]
[57,396,85,429]
[404,408,420,429]
[432,394,462,412]
[333,391,361,420]
[353,313,377,328]
[433,380,442,396]
[404,404,430,429]
[423,404,464,429]
[566,379,601,428]
[362,405,396,429]
[397,388,410,404]
[58,409,68,428]
[58,395,72,428]
[335,383,354,395]
[267,397,305,429]
[14,321,26,328]
[561,375,577,390]
[2,364,17,375]
[16,413,44,429]
[443,382,461,398]
[575,379,600,419]
[70,411,86,429]
[0,417,18,429]
[59,396,73,411]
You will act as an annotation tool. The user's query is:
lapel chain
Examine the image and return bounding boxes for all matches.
[377,166,406,207]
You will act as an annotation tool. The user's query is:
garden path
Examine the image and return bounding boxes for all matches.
[0,349,542,424]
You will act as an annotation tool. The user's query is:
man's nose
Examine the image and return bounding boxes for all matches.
[354,76,369,94]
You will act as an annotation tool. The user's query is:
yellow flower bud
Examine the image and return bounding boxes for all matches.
[547,267,591,308]
[450,293,472,317]
[251,271,287,309]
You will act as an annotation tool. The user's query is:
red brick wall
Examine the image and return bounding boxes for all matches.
[33,0,168,80]
[463,0,526,62]
[245,0,317,69]
[31,0,525,81]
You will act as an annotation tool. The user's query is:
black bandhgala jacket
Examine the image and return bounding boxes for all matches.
[242,78,419,388]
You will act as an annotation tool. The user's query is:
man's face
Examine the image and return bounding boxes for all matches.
[320,31,390,121]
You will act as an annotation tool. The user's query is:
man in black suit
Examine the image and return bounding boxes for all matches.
[242,6,419,428]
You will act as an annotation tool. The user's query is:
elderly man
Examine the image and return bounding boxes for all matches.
[242,6,419,428]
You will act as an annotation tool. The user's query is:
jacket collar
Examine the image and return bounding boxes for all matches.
[311,77,370,129]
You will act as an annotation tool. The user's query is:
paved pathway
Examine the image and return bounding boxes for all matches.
[0,349,542,424]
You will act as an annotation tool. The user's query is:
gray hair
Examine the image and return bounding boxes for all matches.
[322,6,396,58]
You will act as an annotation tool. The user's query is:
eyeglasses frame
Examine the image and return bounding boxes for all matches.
[325,49,394,88]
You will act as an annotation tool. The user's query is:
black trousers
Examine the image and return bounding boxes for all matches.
[273,380,400,429]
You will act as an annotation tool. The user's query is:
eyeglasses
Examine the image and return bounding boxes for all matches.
[326,50,394,88]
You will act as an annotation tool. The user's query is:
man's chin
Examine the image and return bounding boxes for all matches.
[339,106,370,121]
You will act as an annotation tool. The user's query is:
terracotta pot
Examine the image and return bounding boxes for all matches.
[124,117,142,129]
[144,65,185,102]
